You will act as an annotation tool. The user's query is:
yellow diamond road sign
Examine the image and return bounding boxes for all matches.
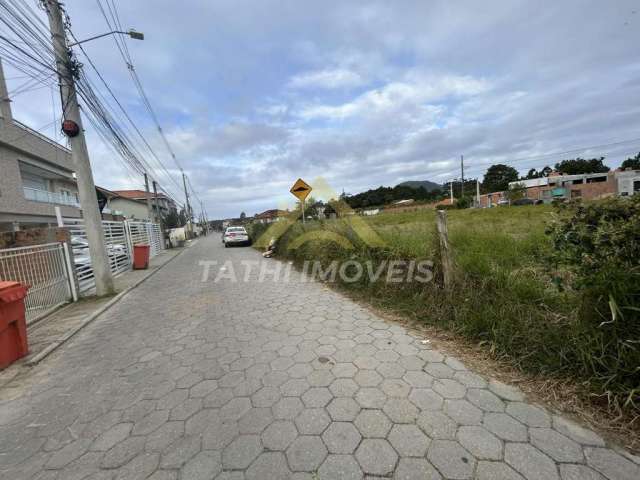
[290,178,312,201]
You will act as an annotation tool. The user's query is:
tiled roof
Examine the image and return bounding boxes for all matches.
[112,189,168,199]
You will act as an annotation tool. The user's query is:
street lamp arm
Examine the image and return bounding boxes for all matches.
[68,29,144,47]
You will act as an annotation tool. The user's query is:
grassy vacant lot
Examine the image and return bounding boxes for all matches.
[250,203,639,420]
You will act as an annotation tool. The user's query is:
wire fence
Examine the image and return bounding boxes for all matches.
[0,243,72,322]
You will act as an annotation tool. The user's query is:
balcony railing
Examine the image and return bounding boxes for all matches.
[12,119,71,153]
[23,187,80,207]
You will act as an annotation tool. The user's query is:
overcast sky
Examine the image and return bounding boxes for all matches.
[4,0,640,218]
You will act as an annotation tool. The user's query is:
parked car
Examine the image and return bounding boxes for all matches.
[71,235,89,252]
[223,226,251,247]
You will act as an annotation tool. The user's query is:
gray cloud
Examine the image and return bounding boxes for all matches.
[3,0,639,218]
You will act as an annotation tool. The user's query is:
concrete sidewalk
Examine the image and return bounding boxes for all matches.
[0,245,185,393]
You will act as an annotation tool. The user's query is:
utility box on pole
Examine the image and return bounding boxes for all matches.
[43,0,114,296]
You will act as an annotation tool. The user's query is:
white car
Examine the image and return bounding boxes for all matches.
[223,226,251,247]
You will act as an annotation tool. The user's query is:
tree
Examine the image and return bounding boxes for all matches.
[621,152,640,170]
[540,165,553,177]
[525,168,539,179]
[482,164,519,193]
[507,182,527,202]
[240,211,246,219]
[162,208,187,229]
[554,157,609,175]
[455,196,472,209]
[524,166,552,179]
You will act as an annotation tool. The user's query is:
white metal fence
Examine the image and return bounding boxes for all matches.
[64,218,134,293]
[0,243,73,322]
[127,221,163,257]
[62,218,164,294]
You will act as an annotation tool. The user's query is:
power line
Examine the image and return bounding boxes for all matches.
[95,0,188,172]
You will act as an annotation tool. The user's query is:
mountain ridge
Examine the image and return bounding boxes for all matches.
[396,180,442,192]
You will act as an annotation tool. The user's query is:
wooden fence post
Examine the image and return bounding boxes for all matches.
[436,210,453,290]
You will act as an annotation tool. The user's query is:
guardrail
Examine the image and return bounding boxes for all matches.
[23,186,80,207]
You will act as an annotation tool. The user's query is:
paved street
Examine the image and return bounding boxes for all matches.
[1,235,638,480]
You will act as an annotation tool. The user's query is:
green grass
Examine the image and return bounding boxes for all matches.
[249,204,638,414]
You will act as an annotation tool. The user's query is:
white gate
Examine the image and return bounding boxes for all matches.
[0,243,73,322]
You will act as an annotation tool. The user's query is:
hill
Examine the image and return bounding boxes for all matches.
[397,180,441,191]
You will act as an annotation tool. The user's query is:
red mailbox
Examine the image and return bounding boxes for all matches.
[0,281,29,369]
[133,244,150,270]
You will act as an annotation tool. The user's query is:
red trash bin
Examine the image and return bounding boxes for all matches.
[0,281,30,369]
[133,244,150,270]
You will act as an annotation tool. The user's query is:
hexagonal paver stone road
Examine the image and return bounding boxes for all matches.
[1,235,638,480]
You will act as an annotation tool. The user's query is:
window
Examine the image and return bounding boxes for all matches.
[21,172,48,191]
[572,179,583,184]
[634,180,640,193]
[587,176,607,183]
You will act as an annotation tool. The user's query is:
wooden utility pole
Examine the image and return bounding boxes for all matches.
[436,210,453,290]
[460,155,465,197]
[43,0,114,295]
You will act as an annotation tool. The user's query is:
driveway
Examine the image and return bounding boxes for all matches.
[1,235,638,479]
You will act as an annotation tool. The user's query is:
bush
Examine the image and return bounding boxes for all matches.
[455,196,473,209]
[246,222,269,243]
[547,197,640,408]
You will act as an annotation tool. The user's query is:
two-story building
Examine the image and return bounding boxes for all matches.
[111,190,177,221]
[477,168,640,208]
[0,59,81,232]
[507,170,640,203]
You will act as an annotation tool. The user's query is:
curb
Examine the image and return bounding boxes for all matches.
[26,248,187,366]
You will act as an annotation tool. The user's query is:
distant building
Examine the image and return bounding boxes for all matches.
[0,59,80,232]
[111,189,177,220]
[254,209,288,224]
[477,191,509,208]
[434,198,456,208]
[393,199,415,206]
[507,170,640,204]
[476,169,640,208]
[362,208,380,216]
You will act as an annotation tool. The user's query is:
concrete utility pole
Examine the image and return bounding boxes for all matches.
[181,171,192,236]
[144,172,153,222]
[449,181,454,203]
[476,179,481,208]
[43,0,114,295]
[203,207,210,234]
[199,201,208,235]
[152,180,160,223]
[460,155,465,198]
